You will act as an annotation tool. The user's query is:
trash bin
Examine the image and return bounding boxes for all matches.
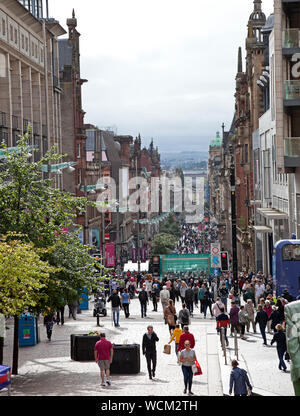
[79,287,89,310]
[0,365,11,395]
[110,344,140,374]
[18,314,37,347]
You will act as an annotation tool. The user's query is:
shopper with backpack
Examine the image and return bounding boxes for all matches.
[178,303,190,329]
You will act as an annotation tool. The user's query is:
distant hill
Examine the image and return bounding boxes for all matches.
[161,150,208,170]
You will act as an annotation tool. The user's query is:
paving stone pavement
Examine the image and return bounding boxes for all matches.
[1,296,295,396]
[1,298,223,396]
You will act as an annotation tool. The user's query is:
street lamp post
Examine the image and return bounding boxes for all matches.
[230,145,239,298]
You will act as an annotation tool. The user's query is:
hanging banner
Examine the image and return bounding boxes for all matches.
[210,242,221,268]
[106,243,115,267]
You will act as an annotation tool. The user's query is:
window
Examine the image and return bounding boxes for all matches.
[25,37,28,52]
[21,34,25,49]
[14,28,17,44]
[77,143,81,158]
[282,244,300,261]
[2,19,6,36]
[10,25,13,41]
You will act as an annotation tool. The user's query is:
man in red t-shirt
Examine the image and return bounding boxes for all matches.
[94,333,114,387]
[177,326,195,352]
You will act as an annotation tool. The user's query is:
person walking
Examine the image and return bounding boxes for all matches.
[218,283,229,312]
[179,340,197,396]
[177,326,195,352]
[238,305,248,340]
[168,324,183,363]
[160,285,170,313]
[69,298,80,320]
[245,299,256,333]
[198,284,206,313]
[193,283,199,309]
[229,360,252,396]
[44,310,56,341]
[107,289,122,327]
[151,284,160,312]
[264,300,273,334]
[255,304,268,345]
[203,287,213,319]
[138,284,149,318]
[180,281,187,304]
[212,297,225,318]
[121,288,130,318]
[142,325,159,380]
[164,299,177,336]
[178,303,190,330]
[184,284,194,316]
[216,307,230,347]
[271,324,288,372]
[94,333,114,387]
[229,301,240,337]
[269,305,281,333]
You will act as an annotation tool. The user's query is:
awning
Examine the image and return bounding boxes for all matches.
[253,225,273,233]
[256,208,289,220]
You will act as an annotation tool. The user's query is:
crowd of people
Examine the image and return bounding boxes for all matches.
[174,220,218,255]
[42,216,300,396]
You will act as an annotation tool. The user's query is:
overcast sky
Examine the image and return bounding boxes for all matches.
[50,0,274,153]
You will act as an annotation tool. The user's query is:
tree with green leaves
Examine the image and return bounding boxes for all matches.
[160,213,181,238]
[0,234,57,374]
[0,132,88,248]
[0,130,103,373]
[150,233,177,255]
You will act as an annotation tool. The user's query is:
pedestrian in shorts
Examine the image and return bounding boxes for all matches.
[94,333,114,387]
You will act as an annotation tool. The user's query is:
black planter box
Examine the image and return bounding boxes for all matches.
[70,334,101,361]
[110,344,140,374]
[70,335,140,374]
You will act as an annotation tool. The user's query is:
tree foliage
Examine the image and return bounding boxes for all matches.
[0,235,56,316]
[0,133,88,248]
[0,131,97,312]
[150,233,177,255]
[160,213,181,238]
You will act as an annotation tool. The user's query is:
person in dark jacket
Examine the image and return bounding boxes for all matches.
[203,288,213,319]
[255,304,268,345]
[281,289,294,303]
[271,324,287,371]
[184,285,194,316]
[44,311,56,341]
[142,325,159,379]
[138,284,149,318]
[150,284,160,312]
[276,298,285,323]
[107,289,122,327]
[229,360,252,396]
[269,306,281,333]
[229,301,240,336]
